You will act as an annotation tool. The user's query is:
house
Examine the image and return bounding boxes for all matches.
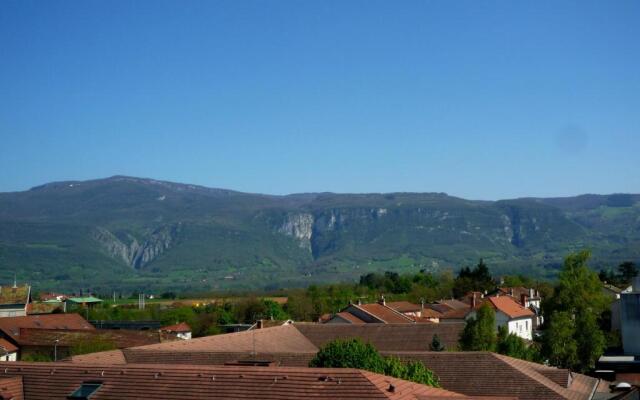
[0,362,479,400]
[0,314,94,361]
[485,296,535,340]
[0,338,17,361]
[68,324,619,400]
[385,301,423,318]
[0,284,31,318]
[490,287,543,328]
[324,298,416,324]
[160,322,192,340]
[71,323,466,365]
[64,296,103,309]
[12,328,166,361]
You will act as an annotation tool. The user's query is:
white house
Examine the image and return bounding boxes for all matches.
[486,296,535,340]
[0,338,18,361]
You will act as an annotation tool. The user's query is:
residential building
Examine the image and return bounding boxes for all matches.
[0,314,94,361]
[485,296,535,340]
[0,362,478,400]
[160,322,192,340]
[69,324,618,400]
[0,338,17,361]
[324,298,416,324]
[0,284,31,318]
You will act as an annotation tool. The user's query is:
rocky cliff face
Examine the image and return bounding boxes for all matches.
[93,224,180,268]
[278,213,314,251]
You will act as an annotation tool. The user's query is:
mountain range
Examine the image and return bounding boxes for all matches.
[1,176,638,293]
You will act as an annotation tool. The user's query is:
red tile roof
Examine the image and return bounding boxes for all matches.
[0,376,23,400]
[386,301,422,313]
[72,324,465,366]
[486,297,535,319]
[1,362,469,399]
[15,328,161,348]
[0,338,18,353]
[333,312,366,324]
[392,352,604,400]
[0,314,94,342]
[355,304,415,324]
[160,322,191,333]
[128,324,318,354]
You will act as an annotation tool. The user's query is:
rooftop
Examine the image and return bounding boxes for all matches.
[160,322,192,333]
[486,297,535,319]
[0,314,94,342]
[15,328,162,348]
[0,285,30,306]
[353,303,415,324]
[0,362,472,399]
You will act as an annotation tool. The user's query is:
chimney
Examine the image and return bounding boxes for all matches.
[379,295,386,306]
[521,294,527,306]
[471,293,477,309]
[529,288,534,298]
[257,320,263,329]
[509,288,514,296]
[357,299,362,306]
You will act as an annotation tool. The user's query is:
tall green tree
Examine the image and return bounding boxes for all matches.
[459,303,496,351]
[543,251,608,372]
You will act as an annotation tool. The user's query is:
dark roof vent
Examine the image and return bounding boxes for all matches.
[388,384,396,393]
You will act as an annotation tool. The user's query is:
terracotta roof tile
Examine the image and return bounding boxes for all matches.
[160,322,191,333]
[294,323,463,352]
[386,302,422,313]
[0,338,18,353]
[16,328,161,348]
[487,297,534,319]
[333,312,367,324]
[0,376,23,400]
[1,362,467,399]
[355,304,415,323]
[392,352,603,400]
[126,324,318,354]
[0,314,94,342]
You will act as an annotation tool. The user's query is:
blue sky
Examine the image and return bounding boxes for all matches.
[1,1,638,199]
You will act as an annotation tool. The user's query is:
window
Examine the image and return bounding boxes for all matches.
[67,382,102,399]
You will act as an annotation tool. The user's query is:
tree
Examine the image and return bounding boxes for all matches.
[459,303,496,351]
[544,311,578,369]
[543,251,609,372]
[496,326,538,361]
[617,261,638,285]
[453,259,495,298]
[310,338,440,387]
[430,334,445,351]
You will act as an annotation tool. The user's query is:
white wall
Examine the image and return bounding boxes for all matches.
[0,309,27,318]
[0,352,17,362]
[506,316,533,340]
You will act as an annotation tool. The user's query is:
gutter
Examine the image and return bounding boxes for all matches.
[588,378,600,400]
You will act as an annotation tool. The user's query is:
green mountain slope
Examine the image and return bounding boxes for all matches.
[1,176,638,292]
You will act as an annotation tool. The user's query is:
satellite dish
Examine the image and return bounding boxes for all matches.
[615,382,632,390]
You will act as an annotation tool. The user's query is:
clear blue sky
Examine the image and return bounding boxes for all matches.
[1,1,638,199]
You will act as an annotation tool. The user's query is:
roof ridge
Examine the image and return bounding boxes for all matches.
[350,303,388,323]
[490,353,581,398]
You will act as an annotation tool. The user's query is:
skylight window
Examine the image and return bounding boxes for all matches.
[67,382,102,399]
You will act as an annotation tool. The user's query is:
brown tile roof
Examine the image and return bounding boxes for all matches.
[294,323,464,352]
[126,324,318,354]
[356,304,415,323]
[72,324,465,366]
[0,286,29,306]
[333,312,367,324]
[386,301,422,313]
[437,300,469,310]
[1,362,468,399]
[417,308,443,319]
[498,287,538,299]
[0,376,23,400]
[0,338,18,353]
[391,352,604,400]
[486,297,535,319]
[0,314,94,342]
[70,349,127,364]
[160,322,191,333]
[16,328,161,348]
